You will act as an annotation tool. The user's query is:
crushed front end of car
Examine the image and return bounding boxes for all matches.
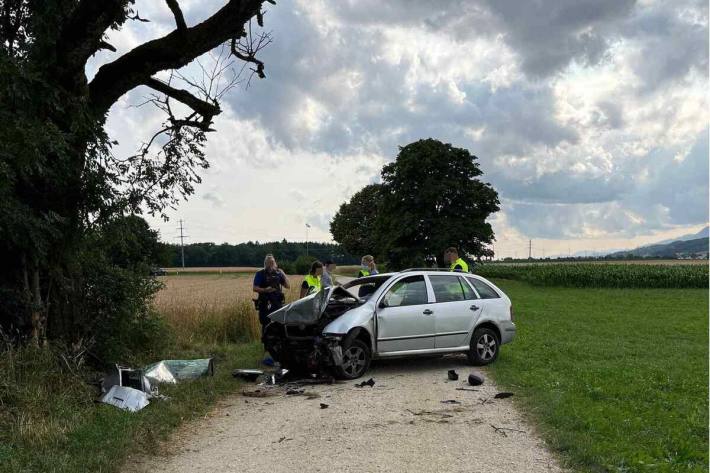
[263,286,362,375]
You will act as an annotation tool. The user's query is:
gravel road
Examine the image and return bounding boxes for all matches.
[133,356,563,473]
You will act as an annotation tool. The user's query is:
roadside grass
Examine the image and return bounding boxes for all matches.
[0,341,263,473]
[488,279,708,473]
[1,273,277,473]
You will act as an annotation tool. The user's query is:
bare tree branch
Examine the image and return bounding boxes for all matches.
[98,40,117,52]
[144,77,220,124]
[88,0,268,117]
[165,0,187,32]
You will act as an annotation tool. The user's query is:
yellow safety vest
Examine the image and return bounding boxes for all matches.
[450,258,469,272]
[358,269,371,277]
[304,274,321,294]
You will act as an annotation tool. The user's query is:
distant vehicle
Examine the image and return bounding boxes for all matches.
[150,267,168,276]
[264,270,516,379]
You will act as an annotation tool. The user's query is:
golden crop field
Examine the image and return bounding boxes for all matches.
[154,273,303,345]
[162,266,260,274]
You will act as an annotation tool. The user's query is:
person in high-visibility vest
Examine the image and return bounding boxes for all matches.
[444,247,469,272]
[358,255,378,278]
[300,260,324,298]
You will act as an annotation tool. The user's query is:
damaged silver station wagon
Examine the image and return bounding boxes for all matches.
[263,269,516,380]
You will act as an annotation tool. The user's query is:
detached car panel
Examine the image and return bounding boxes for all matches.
[264,270,516,379]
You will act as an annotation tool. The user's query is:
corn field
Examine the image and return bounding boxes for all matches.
[475,263,709,288]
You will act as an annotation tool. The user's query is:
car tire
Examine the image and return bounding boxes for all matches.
[467,327,500,366]
[335,339,371,380]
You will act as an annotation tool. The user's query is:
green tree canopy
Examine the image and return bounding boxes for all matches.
[330,139,499,269]
[0,1,274,347]
[329,184,382,258]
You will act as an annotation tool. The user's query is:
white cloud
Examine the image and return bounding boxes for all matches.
[92,0,708,257]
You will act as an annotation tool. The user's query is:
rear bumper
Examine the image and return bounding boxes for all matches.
[499,321,516,344]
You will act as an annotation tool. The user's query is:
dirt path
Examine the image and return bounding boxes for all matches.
[133,356,563,473]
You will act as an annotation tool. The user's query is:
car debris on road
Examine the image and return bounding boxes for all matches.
[355,377,375,388]
[447,369,459,381]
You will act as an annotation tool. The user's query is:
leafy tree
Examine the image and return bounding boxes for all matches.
[330,139,499,269]
[377,139,499,268]
[329,184,382,258]
[0,1,275,346]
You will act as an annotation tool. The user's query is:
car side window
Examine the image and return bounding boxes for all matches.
[429,275,466,303]
[382,276,428,307]
[467,277,500,299]
[459,277,479,300]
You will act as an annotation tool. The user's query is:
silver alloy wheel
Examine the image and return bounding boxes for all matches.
[476,333,497,361]
[343,345,367,377]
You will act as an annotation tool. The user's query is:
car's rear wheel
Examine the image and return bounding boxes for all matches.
[467,327,499,365]
[335,339,371,380]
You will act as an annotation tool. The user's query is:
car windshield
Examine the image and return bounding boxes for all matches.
[343,275,393,300]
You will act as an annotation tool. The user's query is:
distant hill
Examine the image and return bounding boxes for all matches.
[608,237,709,259]
[651,226,709,246]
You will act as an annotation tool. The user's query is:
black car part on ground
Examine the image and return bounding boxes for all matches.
[263,286,363,375]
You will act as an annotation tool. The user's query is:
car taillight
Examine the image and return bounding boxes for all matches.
[509,305,514,322]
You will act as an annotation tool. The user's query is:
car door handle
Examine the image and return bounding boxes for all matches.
[422,309,433,315]
[470,305,480,311]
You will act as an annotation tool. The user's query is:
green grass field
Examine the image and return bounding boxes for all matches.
[489,279,708,473]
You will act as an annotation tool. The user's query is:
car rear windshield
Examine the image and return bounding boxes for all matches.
[466,277,500,299]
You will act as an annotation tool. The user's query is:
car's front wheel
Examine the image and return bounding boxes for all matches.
[335,339,371,379]
[467,327,499,365]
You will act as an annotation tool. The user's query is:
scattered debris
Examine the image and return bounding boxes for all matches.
[233,369,264,382]
[101,365,151,394]
[242,387,279,398]
[275,436,293,443]
[468,373,484,386]
[355,378,375,388]
[490,424,526,437]
[447,370,459,381]
[286,389,305,395]
[320,403,329,409]
[406,409,454,418]
[440,399,461,404]
[99,385,149,412]
[455,388,478,392]
[494,392,514,399]
[144,358,214,385]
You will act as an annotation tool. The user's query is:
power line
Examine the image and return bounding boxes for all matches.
[176,219,189,268]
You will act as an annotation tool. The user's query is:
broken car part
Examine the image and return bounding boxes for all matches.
[468,373,484,386]
[447,370,459,381]
[233,369,264,382]
[144,358,214,384]
[99,385,149,412]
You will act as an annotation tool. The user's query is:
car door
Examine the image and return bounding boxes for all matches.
[428,274,481,348]
[465,276,504,320]
[376,275,435,353]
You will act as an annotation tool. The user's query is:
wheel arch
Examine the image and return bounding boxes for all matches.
[472,321,501,344]
[343,326,372,350]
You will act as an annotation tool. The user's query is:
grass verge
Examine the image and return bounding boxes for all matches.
[0,341,263,473]
[489,279,708,472]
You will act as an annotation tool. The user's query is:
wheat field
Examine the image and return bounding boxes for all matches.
[153,273,303,344]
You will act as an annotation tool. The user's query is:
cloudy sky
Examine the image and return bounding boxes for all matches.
[88,0,709,258]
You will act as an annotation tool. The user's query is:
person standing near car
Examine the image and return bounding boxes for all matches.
[321,259,338,288]
[300,260,324,298]
[358,255,378,277]
[444,247,469,272]
[253,254,290,365]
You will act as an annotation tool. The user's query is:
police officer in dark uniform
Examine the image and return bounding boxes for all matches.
[253,254,290,365]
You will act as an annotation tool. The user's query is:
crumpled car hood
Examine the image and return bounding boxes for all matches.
[268,286,354,325]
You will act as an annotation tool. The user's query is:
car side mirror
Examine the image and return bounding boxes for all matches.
[378,300,388,309]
